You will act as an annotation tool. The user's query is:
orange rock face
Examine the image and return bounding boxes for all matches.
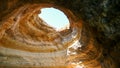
[0,3,83,67]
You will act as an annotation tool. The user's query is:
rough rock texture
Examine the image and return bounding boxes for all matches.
[0,0,120,68]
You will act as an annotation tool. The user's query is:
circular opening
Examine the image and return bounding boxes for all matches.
[38,7,70,31]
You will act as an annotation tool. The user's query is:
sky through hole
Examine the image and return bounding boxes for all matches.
[38,7,70,31]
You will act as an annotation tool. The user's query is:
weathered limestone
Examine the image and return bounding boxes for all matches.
[0,0,120,68]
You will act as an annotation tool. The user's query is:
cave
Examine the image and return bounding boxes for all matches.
[0,0,120,68]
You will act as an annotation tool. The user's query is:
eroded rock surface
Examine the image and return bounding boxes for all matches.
[0,0,120,68]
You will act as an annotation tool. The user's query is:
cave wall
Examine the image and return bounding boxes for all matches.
[0,0,120,68]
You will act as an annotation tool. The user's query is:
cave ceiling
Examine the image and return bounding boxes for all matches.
[0,0,120,68]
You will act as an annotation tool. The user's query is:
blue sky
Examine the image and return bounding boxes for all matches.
[38,8,69,30]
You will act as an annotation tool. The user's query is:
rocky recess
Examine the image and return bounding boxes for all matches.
[0,0,120,68]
